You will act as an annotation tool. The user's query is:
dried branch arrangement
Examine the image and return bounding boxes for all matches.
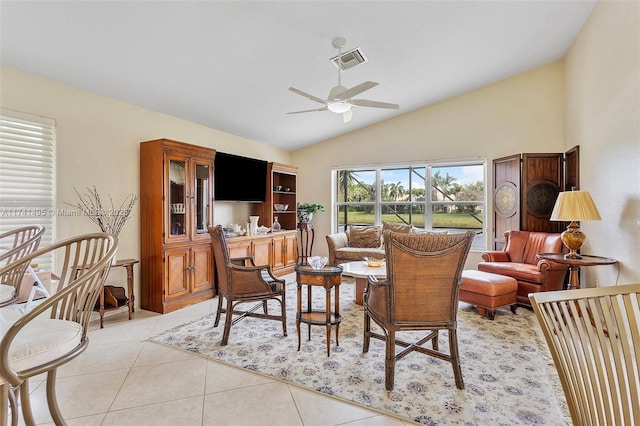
[66,186,140,236]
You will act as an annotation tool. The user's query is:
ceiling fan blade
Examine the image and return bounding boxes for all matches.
[343,108,353,123]
[288,87,327,104]
[350,99,400,109]
[286,106,328,114]
[335,81,379,101]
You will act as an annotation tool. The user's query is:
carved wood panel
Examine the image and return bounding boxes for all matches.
[492,154,521,250]
[492,147,580,249]
[521,153,563,233]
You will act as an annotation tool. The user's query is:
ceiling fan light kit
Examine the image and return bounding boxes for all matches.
[287,37,399,122]
[327,101,351,113]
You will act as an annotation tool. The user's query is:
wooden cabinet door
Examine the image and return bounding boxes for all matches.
[284,233,298,268]
[252,238,272,267]
[190,158,213,243]
[191,244,213,294]
[164,247,190,301]
[227,239,251,259]
[272,235,285,270]
[492,154,521,250]
[564,146,579,191]
[521,153,563,233]
[165,153,190,244]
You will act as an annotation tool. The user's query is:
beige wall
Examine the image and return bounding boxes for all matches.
[292,61,566,267]
[0,67,291,301]
[564,0,640,287]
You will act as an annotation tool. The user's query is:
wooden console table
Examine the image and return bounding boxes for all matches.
[95,258,139,328]
[537,253,617,290]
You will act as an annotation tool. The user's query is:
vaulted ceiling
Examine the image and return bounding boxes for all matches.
[0,1,596,151]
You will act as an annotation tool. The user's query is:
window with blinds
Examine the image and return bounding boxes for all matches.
[0,108,56,270]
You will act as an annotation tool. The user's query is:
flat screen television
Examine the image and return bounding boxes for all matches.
[214,152,267,202]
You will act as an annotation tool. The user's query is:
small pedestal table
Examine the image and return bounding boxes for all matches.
[294,264,343,357]
[536,253,617,290]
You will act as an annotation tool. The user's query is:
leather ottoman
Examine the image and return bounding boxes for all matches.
[460,270,518,320]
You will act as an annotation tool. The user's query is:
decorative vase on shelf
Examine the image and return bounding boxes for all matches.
[249,215,259,235]
[272,216,281,232]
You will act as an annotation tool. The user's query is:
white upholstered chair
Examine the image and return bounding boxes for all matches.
[0,233,118,426]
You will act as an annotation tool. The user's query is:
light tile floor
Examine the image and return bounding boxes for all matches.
[8,274,412,426]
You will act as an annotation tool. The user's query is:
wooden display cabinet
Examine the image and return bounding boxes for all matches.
[252,162,298,231]
[140,139,215,313]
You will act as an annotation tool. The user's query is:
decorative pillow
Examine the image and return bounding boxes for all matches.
[382,221,413,234]
[410,227,448,235]
[349,225,382,248]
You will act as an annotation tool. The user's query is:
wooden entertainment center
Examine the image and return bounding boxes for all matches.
[139,138,299,314]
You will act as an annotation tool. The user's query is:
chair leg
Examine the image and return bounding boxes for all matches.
[46,369,67,426]
[221,299,234,346]
[385,329,396,391]
[214,294,224,327]
[432,330,439,351]
[449,328,464,390]
[262,300,268,315]
[362,311,371,353]
[280,294,287,337]
[7,385,17,426]
[1,381,9,426]
[18,380,36,426]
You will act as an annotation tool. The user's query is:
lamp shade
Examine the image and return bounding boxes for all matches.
[550,190,602,221]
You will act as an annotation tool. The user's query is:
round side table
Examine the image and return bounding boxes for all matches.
[294,264,343,356]
[537,253,617,290]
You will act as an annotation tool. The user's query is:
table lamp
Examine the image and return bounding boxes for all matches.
[550,189,602,259]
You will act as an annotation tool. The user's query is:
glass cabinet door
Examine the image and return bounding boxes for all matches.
[168,159,186,237]
[193,162,210,235]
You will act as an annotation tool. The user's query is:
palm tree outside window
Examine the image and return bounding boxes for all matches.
[333,160,486,250]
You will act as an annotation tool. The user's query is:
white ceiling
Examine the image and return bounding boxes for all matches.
[0,1,596,151]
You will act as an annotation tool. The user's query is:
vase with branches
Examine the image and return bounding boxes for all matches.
[66,186,139,236]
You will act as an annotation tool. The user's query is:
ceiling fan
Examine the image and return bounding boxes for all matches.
[287,37,399,123]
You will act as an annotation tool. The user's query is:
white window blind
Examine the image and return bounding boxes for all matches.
[0,108,56,270]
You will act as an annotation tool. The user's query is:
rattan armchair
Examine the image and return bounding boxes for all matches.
[530,284,640,426]
[363,230,475,391]
[0,225,45,309]
[209,225,287,346]
[0,233,118,426]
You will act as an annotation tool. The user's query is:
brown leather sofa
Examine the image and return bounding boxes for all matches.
[477,230,569,307]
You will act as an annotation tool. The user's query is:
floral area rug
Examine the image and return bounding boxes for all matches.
[151,280,569,425]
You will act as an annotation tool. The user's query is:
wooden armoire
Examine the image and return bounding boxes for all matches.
[139,139,215,313]
[492,147,579,250]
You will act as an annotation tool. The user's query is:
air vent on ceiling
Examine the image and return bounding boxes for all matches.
[330,47,367,71]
